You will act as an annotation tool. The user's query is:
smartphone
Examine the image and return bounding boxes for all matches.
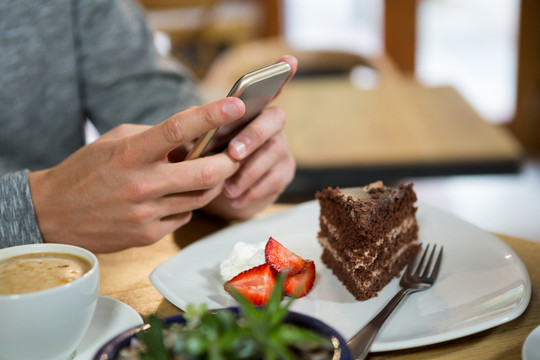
[184,61,292,160]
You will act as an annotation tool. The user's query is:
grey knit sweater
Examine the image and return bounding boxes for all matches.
[0,0,201,248]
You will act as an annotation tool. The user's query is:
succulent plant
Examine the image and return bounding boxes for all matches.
[133,274,335,360]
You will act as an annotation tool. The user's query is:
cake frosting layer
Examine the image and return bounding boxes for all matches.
[319,215,417,270]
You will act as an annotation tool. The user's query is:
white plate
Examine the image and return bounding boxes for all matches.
[523,325,540,360]
[150,201,531,352]
[75,296,143,360]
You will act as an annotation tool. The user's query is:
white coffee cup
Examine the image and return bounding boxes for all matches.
[0,243,99,360]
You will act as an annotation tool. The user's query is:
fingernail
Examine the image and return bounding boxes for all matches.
[230,139,247,158]
[224,181,237,197]
[222,99,243,118]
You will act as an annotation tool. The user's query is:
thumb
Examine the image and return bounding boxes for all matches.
[98,124,151,141]
[130,97,245,163]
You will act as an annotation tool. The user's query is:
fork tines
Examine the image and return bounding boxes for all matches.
[409,243,444,281]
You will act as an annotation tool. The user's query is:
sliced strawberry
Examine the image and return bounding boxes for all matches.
[265,237,305,276]
[284,260,315,298]
[224,263,276,306]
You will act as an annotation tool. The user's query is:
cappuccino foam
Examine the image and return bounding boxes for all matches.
[0,252,92,295]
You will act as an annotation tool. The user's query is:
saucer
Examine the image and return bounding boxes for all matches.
[523,325,540,360]
[75,296,143,360]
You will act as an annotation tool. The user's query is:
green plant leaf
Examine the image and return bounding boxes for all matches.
[139,315,170,360]
[229,286,263,327]
[184,303,207,328]
[265,336,296,360]
[269,293,295,330]
[275,324,334,349]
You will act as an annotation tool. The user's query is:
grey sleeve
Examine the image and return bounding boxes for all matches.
[0,170,43,249]
[74,0,202,132]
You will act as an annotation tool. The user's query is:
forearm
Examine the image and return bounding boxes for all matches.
[0,170,43,248]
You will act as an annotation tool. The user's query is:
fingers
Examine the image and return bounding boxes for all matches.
[228,106,286,160]
[131,97,245,163]
[129,211,194,249]
[226,152,295,211]
[158,212,193,237]
[109,179,227,249]
[158,185,224,217]
[161,153,239,195]
[275,55,298,93]
[224,133,295,204]
[127,187,223,232]
[117,152,239,204]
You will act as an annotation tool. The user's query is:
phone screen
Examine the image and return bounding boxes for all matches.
[184,61,291,160]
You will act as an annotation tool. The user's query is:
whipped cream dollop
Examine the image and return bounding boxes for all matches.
[220,241,266,281]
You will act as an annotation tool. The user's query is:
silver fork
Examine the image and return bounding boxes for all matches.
[347,243,444,360]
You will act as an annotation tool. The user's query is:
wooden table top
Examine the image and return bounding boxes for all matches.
[97,204,539,359]
[204,41,523,168]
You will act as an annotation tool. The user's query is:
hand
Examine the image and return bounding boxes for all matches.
[203,56,298,219]
[28,98,245,252]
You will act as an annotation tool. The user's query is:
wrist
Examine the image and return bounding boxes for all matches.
[28,169,57,243]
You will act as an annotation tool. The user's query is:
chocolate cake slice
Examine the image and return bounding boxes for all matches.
[315,181,419,300]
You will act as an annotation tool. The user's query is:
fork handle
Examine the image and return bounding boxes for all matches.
[347,288,413,360]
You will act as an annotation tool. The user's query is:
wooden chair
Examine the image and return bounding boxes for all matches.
[138,0,263,78]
